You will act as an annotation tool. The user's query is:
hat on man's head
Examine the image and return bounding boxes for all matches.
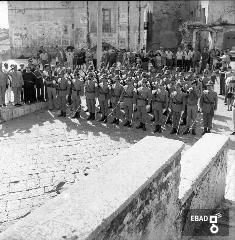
[206,80,214,86]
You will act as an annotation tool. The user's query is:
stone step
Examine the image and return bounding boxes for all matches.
[0,102,48,122]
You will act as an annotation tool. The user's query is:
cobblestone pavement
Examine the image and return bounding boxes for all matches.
[0,75,234,235]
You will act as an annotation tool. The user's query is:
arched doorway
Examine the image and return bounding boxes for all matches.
[223,31,235,50]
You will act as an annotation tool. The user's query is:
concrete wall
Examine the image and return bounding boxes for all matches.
[0,134,230,239]
[179,134,229,238]
[7,1,146,58]
[0,136,185,240]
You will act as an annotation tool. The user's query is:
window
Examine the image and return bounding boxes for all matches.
[102,8,111,33]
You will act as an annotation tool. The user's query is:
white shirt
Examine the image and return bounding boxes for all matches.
[184,50,192,60]
[176,51,184,60]
[165,51,173,59]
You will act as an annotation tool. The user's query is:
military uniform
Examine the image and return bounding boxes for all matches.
[8,66,24,105]
[71,76,84,118]
[84,74,96,120]
[56,73,70,117]
[152,85,168,133]
[169,83,186,134]
[43,67,57,110]
[199,81,218,134]
[97,78,109,122]
[120,78,135,127]
[0,68,8,106]
[183,82,200,135]
[109,76,123,124]
[134,79,152,131]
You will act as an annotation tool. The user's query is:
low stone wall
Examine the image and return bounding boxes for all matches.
[178,133,230,238]
[0,102,48,122]
[0,136,185,240]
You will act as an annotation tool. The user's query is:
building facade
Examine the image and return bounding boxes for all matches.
[207,0,235,50]
[8,1,147,58]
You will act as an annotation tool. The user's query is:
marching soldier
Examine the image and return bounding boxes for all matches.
[199,80,218,135]
[71,74,84,119]
[134,78,152,131]
[183,80,200,135]
[56,68,70,117]
[109,75,123,124]
[169,82,187,134]
[97,76,109,122]
[152,81,168,133]
[120,77,135,127]
[84,72,96,120]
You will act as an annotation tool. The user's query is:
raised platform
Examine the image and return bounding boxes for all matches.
[0,102,48,122]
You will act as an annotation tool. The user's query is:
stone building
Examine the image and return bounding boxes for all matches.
[7,1,147,58]
[146,0,204,50]
[207,0,235,50]
[7,1,204,58]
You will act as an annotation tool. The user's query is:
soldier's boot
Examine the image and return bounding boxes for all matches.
[127,121,132,128]
[191,129,196,135]
[202,128,207,135]
[91,113,96,120]
[166,117,172,125]
[123,121,130,127]
[142,124,146,131]
[154,125,159,133]
[136,122,143,129]
[103,116,108,123]
[99,115,105,122]
[183,128,190,135]
[170,128,177,134]
[115,119,120,125]
[111,118,117,124]
[158,125,162,133]
[87,112,92,120]
[58,111,64,117]
[180,118,187,126]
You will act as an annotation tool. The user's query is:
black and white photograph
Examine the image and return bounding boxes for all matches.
[0,0,234,239]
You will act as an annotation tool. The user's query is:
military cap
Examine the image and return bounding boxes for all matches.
[175,82,182,88]
[164,70,170,75]
[206,80,214,86]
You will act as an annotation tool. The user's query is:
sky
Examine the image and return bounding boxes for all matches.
[0,1,9,29]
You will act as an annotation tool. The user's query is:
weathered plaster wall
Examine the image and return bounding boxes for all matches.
[8,1,146,58]
[0,136,184,240]
[178,134,229,238]
[149,0,201,50]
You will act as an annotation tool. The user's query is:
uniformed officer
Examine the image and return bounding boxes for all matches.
[201,69,210,90]
[109,75,123,124]
[169,82,186,134]
[56,68,70,117]
[43,64,57,110]
[97,76,109,122]
[199,80,218,135]
[84,72,96,120]
[120,77,135,127]
[71,74,84,119]
[7,65,24,106]
[0,63,8,107]
[133,78,151,131]
[152,81,168,133]
[183,80,200,135]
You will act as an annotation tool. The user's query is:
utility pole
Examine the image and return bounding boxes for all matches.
[86,1,91,49]
[127,1,130,50]
[97,1,102,69]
